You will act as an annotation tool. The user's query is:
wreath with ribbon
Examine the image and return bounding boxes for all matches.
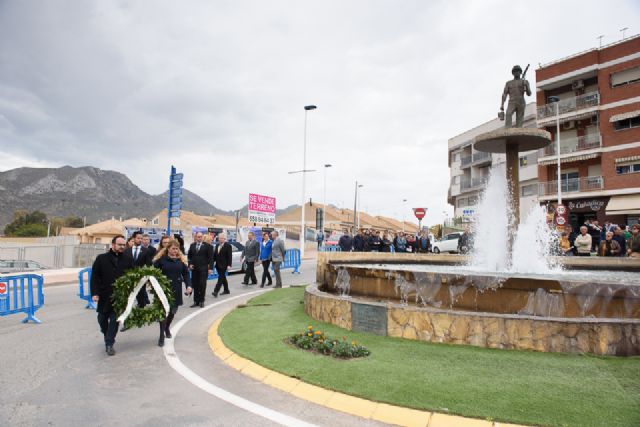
[112,266,175,329]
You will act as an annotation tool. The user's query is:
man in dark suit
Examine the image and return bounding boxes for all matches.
[188,231,214,308]
[212,233,233,297]
[90,235,128,356]
[241,231,260,285]
[123,231,152,308]
[142,234,157,262]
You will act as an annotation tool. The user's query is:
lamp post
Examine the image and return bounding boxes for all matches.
[548,96,562,205]
[402,198,407,232]
[299,105,317,258]
[322,164,332,247]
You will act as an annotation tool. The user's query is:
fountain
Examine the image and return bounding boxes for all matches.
[305,65,640,356]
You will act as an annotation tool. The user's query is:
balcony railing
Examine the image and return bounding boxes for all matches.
[537,92,600,120]
[460,177,488,191]
[539,133,601,157]
[472,151,491,164]
[460,155,472,168]
[538,176,604,196]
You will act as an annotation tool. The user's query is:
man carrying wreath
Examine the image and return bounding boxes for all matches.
[91,235,130,356]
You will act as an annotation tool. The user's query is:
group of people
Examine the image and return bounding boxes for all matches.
[558,221,640,257]
[321,229,433,253]
[90,229,286,356]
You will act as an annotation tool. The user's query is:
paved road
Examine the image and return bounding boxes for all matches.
[0,261,386,427]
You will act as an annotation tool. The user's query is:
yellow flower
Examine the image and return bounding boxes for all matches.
[307,333,312,337]
[307,326,313,330]
[351,341,356,346]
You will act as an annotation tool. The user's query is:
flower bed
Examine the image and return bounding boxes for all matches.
[289,325,370,359]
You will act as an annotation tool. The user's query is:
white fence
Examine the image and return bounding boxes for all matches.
[0,243,108,268]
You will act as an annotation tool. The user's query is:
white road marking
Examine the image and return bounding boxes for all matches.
[163,290,318,427]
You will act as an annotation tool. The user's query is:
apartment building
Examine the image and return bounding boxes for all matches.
[448,103,539,223]
[536,35,640,229]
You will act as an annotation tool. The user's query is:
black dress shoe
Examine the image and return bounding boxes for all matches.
[165,328,172,339]
[266,282,272,286]
[241,282,248,285]
[260,284,264,288]
[212,292,218,298]
[158,336,165,347]
[221,291,230,295]
[199,302,204,308]
[106,346,116,356]
[190,303,199,308]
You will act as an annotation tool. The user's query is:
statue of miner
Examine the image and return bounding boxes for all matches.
[500,64,531,128]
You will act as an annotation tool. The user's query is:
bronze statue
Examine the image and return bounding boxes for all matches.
[500,64,531,128]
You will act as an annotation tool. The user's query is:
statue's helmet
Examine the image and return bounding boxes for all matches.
[512,65,523,74]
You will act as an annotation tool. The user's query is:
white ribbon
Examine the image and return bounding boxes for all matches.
[117,275,171,325]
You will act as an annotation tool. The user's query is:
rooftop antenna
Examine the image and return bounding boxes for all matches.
[597,35,604,48]
[620,27,629,40]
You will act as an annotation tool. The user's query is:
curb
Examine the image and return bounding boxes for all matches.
[208,316,526,427]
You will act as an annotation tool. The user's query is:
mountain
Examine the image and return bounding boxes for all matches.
[0,166,227,228]
[233,204,300,218]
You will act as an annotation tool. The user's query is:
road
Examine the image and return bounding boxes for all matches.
[0,261,386,427]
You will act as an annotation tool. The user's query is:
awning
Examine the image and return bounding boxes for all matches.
[538,153,599,166]
[615,155,640,164]
[605,194,640,215]
[609,109,640,123]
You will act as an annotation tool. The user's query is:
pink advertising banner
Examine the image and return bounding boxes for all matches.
[248,193,276,224]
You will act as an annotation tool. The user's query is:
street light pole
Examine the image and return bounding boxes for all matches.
[549,96,562,205]
[357,184,363,229]
[300,105,317,258]
[402,198,407,232]
[322,164,332,247]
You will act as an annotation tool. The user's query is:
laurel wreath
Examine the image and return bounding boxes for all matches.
[112,266,175,329]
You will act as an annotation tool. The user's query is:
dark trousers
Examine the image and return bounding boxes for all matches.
[192,268,208,303]
[98,310,118,347]
[243,261,257,284]
[261,260,272,285]
[214,267,229,294]
[273,261,282,287]
[136,288,149,307]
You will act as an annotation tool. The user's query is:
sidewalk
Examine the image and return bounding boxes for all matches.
[37,267,84,286]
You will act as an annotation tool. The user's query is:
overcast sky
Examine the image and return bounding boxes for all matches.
[1,1,639,225]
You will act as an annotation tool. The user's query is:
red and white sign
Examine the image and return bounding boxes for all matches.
[0,281,7,298]
[413,208,427,220]
[248,193,276,224]
[555,203,568,227]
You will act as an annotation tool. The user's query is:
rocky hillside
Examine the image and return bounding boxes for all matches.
[0,166,229,227]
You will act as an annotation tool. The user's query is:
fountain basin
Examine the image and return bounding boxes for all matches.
[309,253,640,356]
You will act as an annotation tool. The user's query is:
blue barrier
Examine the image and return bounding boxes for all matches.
[273,249,301,274]
[0,274,44,323]
[78,267,95,309]
[320,245,342,252]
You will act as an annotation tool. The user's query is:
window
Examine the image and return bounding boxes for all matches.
[561,172,579,192]
[453,153,461,162]
[616,162,640,174]
[611,66,640,88]
[468,195,478,206]
[452,176,460,185]
[457,198,468,208]
[613,116,640,131]
[521,184,537,197]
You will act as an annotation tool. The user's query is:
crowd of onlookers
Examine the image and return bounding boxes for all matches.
[558,220,640,257]
[318,229,434,253]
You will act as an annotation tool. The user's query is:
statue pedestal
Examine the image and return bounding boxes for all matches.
[473,128,551,251]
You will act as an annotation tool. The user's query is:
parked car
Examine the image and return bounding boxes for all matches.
[325,233,343,247]
[0,260,47,274]
[229,241,246,273]
[431,232,464,254]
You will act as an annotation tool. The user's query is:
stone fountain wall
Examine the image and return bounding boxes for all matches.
[305,284,640,355]
[309,253,640,356]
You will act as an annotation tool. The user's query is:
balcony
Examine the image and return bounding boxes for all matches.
[539,133,601,157]
[537,92,600,120]
[472,151,491,165]
[460,177,488,192]
[460,155,472,168]
[538,176,604,197]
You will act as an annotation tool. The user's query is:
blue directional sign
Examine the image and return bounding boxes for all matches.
[167,166,183,234]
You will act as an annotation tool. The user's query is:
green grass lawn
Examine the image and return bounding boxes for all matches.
[219,287,640,427]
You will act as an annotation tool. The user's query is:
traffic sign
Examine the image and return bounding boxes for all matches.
[170,173,184,181]
[169,210,181,218]
[0,281,7,299]
[170,188,183,196]
[171,180,183,190]
[413,208,427,220]
[169,202,182,211]
[170,196,182,205]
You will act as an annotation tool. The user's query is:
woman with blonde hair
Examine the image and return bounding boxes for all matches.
[153,239,191,346]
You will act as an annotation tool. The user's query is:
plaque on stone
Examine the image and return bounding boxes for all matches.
[351,303,387,336]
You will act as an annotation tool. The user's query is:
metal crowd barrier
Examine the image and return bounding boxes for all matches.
[0,274,44,323]
[272,248,301,274]
[320,245,342,252]
[78,267,96,309]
